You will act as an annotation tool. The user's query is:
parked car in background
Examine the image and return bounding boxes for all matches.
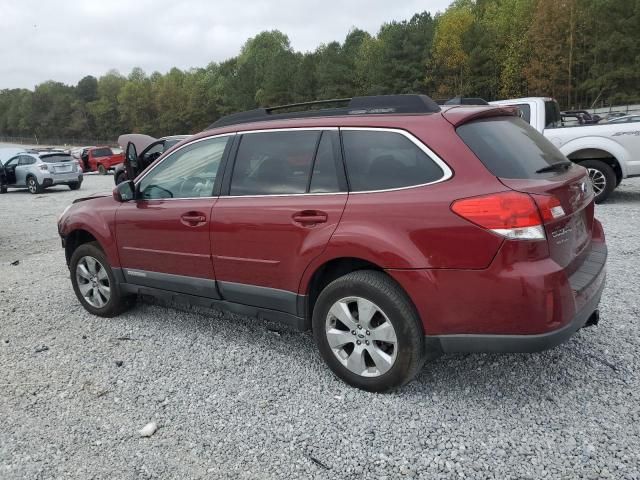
[1,151,82,193]
[0,159,7,193]
[490,97,640,202]
[59,94,606,392]
[606,114,640,124]
[79,146,124,174]
[114,134,189,184]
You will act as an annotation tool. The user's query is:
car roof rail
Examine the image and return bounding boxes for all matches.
[206,94,441,129]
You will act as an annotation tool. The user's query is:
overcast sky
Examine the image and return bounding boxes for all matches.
[0,0,451,90]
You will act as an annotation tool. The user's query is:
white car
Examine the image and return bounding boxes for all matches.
[490,97,640,202]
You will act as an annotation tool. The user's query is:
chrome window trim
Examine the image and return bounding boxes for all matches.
[134,132,236,190]
[133,127,453,201]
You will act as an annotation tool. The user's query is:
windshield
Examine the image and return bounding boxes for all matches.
[457,116,569,179]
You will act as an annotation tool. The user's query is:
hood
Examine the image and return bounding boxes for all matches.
[72,193,110,204]
[117,133,157,153]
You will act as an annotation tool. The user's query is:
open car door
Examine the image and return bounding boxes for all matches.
[117,133,156,181]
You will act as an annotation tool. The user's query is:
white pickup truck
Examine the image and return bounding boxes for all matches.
[490,97,640,202]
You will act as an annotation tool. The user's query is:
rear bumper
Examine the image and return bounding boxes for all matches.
[46,173,83,185]
[425,277,604,353]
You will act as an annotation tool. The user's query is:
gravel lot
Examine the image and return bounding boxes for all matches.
[1,174,639,479]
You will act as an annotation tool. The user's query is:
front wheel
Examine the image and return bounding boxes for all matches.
[312,270,426,392]
[0,184,7,194]
[27,176,42,194]
[70,242,134,317]
[581,160,616,204]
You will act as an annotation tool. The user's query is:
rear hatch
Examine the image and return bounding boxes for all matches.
[40,154,77,174]
[456,115,594,275]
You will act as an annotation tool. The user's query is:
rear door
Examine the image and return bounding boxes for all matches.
[115,135,232,297]
[16,155,36,185]
[211,129,347,314]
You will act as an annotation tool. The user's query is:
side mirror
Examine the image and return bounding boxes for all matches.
[126,142,138,168]
[113,180,135,202]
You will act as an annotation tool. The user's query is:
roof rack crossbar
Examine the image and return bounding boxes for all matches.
[206,94,441,130]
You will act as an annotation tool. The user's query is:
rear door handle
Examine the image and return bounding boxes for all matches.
[181,212,207,226]
[292,210,328,225]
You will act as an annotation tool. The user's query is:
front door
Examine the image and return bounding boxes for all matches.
[115,134,232,298]
[212,129,348,314]
[3,157,19,185]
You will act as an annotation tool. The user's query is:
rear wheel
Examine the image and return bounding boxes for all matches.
[312,270,425,392]
[68,182,81,190]
[27,176,42,194]
[70,242,134,317]
[0,185,7,194]
[581,160,616,203]
[98,164,107,175]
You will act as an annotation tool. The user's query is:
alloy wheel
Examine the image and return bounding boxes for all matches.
[28,178,37,193]
[325,296,398,377]
[587,168,606,196]
[76,255,110,308]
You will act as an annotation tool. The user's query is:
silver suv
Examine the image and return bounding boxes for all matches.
[0,152,83,194]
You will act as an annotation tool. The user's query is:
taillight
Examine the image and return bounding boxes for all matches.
[531,194,566,222]
[39,164,48,171]
[451,191,552,240]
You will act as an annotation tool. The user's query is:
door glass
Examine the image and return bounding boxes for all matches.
[230,130,320,195]
[309,132,340,193]
[5,157,19,167]
[138,136,229,200]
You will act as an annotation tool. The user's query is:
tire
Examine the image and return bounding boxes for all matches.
[115,171,127,185]
[98,164,107,175]
[69,242,134,317]
[581,160,616,204]
[26,176,42,194]
[312,270,426,392]
[68,182,81,191]
[0,185,7,194]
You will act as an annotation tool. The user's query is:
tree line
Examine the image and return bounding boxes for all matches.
[0,0,638,142]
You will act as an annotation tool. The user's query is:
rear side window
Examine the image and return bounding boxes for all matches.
[341,130,445,192]
[457,117,567,179]
[230,130,320,196]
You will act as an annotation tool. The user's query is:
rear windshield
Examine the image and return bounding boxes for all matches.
[40,154,72,163]
[545,100,562,128]
[457,117,567,179]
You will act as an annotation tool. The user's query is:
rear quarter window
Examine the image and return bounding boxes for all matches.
[92,148,112,157]
[457,116,567,179]
[341,130,445,192]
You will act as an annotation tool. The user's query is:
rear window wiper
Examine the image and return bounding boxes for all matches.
[535,161,573,173]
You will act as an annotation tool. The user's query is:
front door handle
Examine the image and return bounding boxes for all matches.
[292,210,328,225]
[180,212,207,226]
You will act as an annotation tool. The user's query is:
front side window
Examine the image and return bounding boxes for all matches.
[138,136,230,200]
[230,130,320,196]
[5,157,19,167]
[341,130,445,192]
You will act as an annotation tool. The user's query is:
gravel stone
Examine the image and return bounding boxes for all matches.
[1,174,640,479]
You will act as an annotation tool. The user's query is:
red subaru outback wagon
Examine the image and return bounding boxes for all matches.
[58,95,607,391]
